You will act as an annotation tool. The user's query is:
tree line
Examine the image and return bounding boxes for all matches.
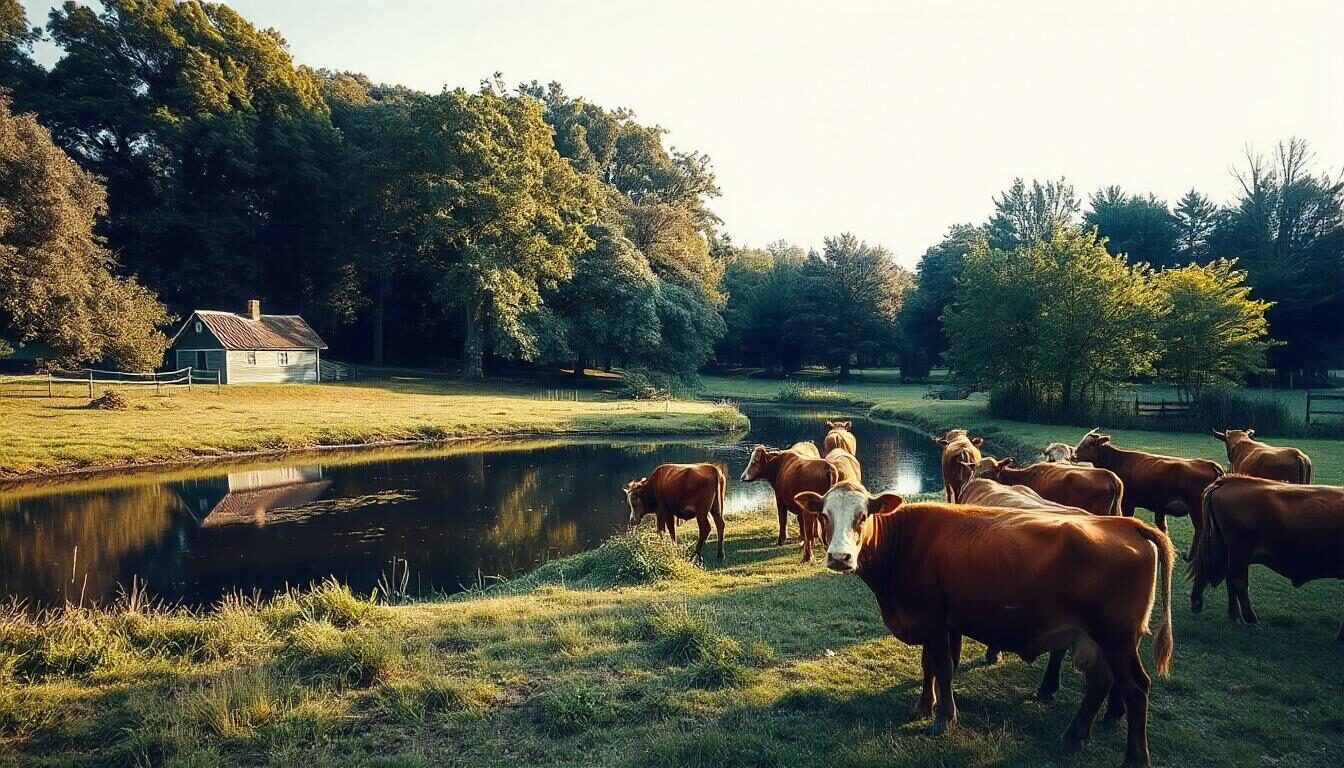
[2,0,1341,388]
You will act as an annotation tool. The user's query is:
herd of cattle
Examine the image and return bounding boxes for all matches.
[621,421,1343,768]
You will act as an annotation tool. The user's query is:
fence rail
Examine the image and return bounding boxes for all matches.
[40,367,220,396]
[1134,397,1192,419]
[1306,390,1344,425]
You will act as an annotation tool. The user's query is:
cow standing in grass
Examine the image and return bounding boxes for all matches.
[824,421,857,455]
[972,456,1125,517]
[1211,429,1312,484]
[935,428,983,502]
[1189,475,1344,639]
[795,482,1174,768]
[1073,429,1222,537]
[624,463,726,562]
[740,442,835,560]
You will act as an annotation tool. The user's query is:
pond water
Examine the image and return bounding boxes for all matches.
[0,407,942,607]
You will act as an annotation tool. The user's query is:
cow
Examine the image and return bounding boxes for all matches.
[1073,429,1222,537]
[824,421,858,455]
[740,442,836,561]
[795,482,1174,768]
[624,463,726,562]
[1042,442,1090,466]
[1211,429,1312,484]
[971,456,1124,518]
[958,468,1093,699]
[1189,474,1344,641]
[935,428,983,503]
[826,447,863,484]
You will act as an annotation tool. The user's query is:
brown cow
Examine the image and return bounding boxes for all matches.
[972,456,1124,517]
[1074,429,1222,537]
[740,442,837,561]
[1042,442,1090,466]
[959,469,1091,699]
[1211,429,1312,484]
[935,428,983,502]
[824,421,857,455]
[624,463,726,562]
[1189,475,1344,640]
[795,483,1174,768]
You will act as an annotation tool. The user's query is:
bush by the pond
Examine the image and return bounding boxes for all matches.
[514,527,700,590]
[617,369,702,400]
[773,382,853,405]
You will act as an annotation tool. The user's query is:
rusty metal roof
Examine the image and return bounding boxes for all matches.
[175,310,327,350]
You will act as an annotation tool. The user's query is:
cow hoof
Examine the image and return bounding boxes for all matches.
[908,704,933,722]
[1181,549,1193,563]
[926,717,955,736]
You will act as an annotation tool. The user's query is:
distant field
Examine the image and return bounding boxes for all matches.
[0,376,746,479]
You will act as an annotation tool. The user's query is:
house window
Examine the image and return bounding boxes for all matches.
[194,321,202,333]
[278,352,289,366]
[246,352,257,365]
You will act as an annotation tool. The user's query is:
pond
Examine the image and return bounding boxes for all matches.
[0,406,943,608]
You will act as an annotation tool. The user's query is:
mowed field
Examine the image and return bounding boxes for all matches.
[0,376,747,479]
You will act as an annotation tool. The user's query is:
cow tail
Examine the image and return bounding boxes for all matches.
[1134,523,1175,678]
[1189,478,1229,589]
[1297,452,1312,484]
[1108,473,1125,517]
[717,467,726,519]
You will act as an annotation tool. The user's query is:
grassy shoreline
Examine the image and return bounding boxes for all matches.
[0,377,747,481]
[4,379,1343,766]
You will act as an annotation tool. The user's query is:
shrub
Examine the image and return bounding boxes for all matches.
[517,527,698,590]
[617,368,702,400]
[773,382,852,405]
[1188,388,1295,435]
[89,388,130,410]
[537,683,617,734]
[706,400,749,431]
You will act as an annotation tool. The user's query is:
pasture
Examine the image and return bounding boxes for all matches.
[0,376,747,479]
[1,503,1341,767]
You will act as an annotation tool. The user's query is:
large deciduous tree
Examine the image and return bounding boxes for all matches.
[0,96,171,369]
[897,224,981,379]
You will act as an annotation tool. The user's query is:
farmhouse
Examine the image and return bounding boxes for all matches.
[168,300,327,384]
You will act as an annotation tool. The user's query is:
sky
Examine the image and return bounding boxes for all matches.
[20,0,1344,266]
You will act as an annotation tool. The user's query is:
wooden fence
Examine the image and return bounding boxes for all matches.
[42,367,220,397]
[1306,390,1344,425]
[1134,397,1192,420]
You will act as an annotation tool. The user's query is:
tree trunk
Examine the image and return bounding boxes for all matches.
[462,301,484,378]
[839,358,852,381]
[1061,376,1074,413]
[572,353,585,378]
[372,275,386,366]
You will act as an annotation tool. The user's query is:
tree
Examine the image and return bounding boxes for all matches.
[985,177,1080,250]
[0,96,171,369]
[1214,139,1344,375]
[1173,189,1220,264]
[790,234,910,379]
[717,240,806,372]
[0,0,43,114]
[898,224,982,379]
[1151,260,1272,399]
[944,226,1158,411]
[1085,187,1179,268]
[388,87,599,377]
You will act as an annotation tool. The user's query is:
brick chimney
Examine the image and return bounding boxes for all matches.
[247,299,261,321]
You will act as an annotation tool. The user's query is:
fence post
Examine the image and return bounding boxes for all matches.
[1306,390,1312,426]
[47,372,52,398]
[188,367,193,393]
[88,369,93,398]
[216,370,221,393]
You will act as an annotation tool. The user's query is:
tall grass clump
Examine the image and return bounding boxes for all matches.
[515,527,699,590]
[537,683,618,734]
[773,382,853,406]
[281,620,404,687]
[375,674,499,723]
[642,605,753,689]
[0,606,128,681]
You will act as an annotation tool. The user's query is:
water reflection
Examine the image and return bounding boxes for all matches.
[0,408,942,607]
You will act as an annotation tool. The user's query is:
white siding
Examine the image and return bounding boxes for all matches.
[176,349,227,381]
[225,350,319,384]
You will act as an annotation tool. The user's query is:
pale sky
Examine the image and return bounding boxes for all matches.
[21,0,1344,266]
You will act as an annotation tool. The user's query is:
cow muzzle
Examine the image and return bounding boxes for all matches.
[825,552,855,572]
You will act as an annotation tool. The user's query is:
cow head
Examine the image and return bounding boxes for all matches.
[740,445,775,482]
[622,477,650,524]
[967,456,1013,480]
[1211,428,1253,443]
[826,420,853,432]
[794,482,903,573]
[1040,442,1077,463]
[934,428,980,447]
[1074,429,1112,463]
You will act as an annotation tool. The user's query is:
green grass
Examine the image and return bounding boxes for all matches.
[3,505,1341,767]
[0,376,747,479]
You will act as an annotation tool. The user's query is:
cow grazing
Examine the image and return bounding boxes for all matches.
[1042,442,1090,466]
[795,483,1174,768]
[624,463,726,562]
[972,456,1124,518]
[959,466,1092,699]
[740,443,837,561]
[1074,429,1222,536]
[935,428,983,502]
[824,421,858,455]
[1189,475,1344,640]
[1211,429,1312,484]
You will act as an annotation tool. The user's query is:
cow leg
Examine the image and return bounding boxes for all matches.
[950,633,963,673]
[944,483,955,503]
[1108,646,1152,768]
[774,494,788,546]
[1062,639,1112,752]
[1189,570,1207,614]
[1336,617,1343,643]
[666,516,677,545]
[1228,565,1257,625]
[910,644,936,721]
[711,506,726,561]
[1036,649,1065,702]
[1152,508,1167,534]
[693,515,710,564]
[799,512,814,562]
[982,647,1000,665]
[927,631,958,736]
[1101,681,1127,724]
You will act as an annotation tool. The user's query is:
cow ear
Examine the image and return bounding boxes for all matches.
[971,437,984,447]
[793,491,825,516]
[1211,430,1226,441]
[826,421,835,429]
[1246,429,1255,437]
[867,493,904,516]
[842,421,852,429]
[1097,435,1111,445]
[934,437,948,446]
[1001,457,1015,468]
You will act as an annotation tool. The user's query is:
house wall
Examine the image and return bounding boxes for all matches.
[174,349,228,383]
[225,350,318,384]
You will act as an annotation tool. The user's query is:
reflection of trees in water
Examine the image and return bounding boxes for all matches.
[0,486,186,605]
